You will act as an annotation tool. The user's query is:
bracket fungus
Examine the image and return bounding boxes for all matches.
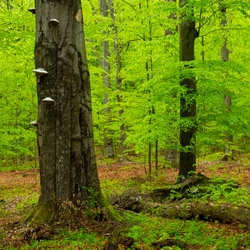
[42,97,55,104]
[33,68,48,82]
[33,68,48,77]
[29,121,38,126]
[49,19,60,25]
[28,8,35,14]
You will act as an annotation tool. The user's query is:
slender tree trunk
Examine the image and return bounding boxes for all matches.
[31,0,104,223]
[155,140,158,177]
[220,4,234,161]
[179,0,198,177]
[164,0,179,169]
[201,36,206,132]
[109,0,127,160]
[100,0,114,158]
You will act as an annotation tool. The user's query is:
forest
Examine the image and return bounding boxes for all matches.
[1,0,250,249]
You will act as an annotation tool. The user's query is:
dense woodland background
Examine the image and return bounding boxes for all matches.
[2,1,250,249]
[0,0,250,169]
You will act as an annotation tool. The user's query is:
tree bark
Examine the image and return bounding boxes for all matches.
[164,0,179,169]
[109,0,127,160]
[179,0,198,177]
[165,148,178,168]
[100,0,114,158]
[31,0,108,223]
[220,3,234,161]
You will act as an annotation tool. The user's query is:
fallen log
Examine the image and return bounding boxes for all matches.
[113,196,250,227]
[111,174,248,226]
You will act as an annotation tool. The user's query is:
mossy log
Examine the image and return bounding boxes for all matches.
[113,196,250,227]
[112,174,247,226]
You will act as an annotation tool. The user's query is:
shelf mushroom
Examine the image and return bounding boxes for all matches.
[49,19,60,25]
[42,97,55,104]
[33,68,48,77]
[33,68,48,82]
[28,8,35,14]
[29,121,38,126]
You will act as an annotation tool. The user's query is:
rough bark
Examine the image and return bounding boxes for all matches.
[145,201,250,227]
[100,0,114,158]
[220,4,234,161]
[165,148,178,168]
[179,0,198,177]
[31,0,115,223]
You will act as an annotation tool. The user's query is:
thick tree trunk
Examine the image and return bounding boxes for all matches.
[179,0,198,177]
[100,0,114,158]
[220,4,234,161]
[32,0,105,223]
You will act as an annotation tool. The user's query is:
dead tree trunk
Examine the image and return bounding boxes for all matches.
[112,175,249,227]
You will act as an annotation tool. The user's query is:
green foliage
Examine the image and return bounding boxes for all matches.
[20,230,105,250]
[0,0,250,164]
[123,211,250,249]
[0,0,36,167]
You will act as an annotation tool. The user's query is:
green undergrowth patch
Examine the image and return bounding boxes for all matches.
[122,211,250,249]
[171,177,250,207]
[0,163,38,172]
[101,176,171,199]
[15,193,39,214]
[0,186,31,200]
[4,229,106,250]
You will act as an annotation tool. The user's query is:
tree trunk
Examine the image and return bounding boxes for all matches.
[100,0,114,158]
[220,4,234,161]
[31,0,108,223]
[165,148,178,168]
[179,0,198,177]
[164,0,179,169]
[109,0,127,160]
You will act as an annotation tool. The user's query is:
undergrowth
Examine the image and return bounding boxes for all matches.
[1,163,250,249]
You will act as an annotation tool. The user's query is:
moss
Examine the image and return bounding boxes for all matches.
[98,195,123,222]
[26,203,55,224]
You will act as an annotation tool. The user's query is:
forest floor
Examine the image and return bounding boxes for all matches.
[1,158,250,249]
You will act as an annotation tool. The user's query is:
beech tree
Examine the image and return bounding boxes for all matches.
[99,0,115,158]
[220,2,234,161]
[30,0,108,222]
[179,0,198,177]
